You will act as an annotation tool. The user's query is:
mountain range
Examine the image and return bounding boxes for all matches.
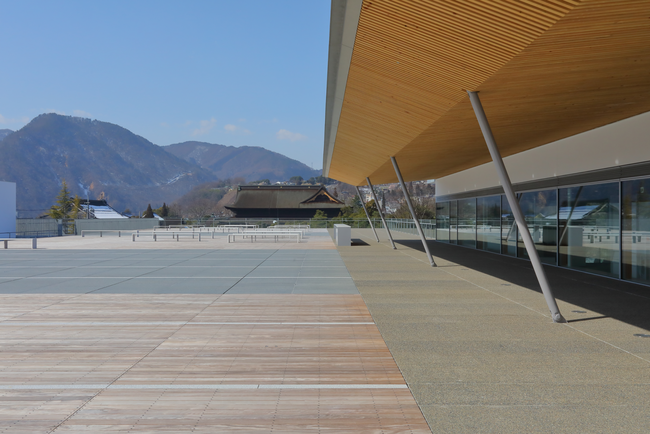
[0,129,13,141]
[0,114,321,217]
[166,141,320,183]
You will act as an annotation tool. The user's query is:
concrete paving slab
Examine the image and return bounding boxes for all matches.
[142,267,250,278]
[93,278,240,294]
[227,278,297,294]
[246,266,303,278]
[298,267,351,278]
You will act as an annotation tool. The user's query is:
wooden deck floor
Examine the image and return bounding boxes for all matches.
[0,293,430,433]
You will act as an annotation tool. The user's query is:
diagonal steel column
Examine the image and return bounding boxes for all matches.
[390,157,437,267]
[468,91,566,323]
[367,177,396,249]
[356,185,380,242]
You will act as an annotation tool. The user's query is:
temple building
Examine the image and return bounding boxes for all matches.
[225,185,344,219]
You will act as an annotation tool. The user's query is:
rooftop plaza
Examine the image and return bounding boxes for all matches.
[0,227,648,432]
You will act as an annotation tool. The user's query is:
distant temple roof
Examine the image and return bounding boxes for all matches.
[225,185,344,218]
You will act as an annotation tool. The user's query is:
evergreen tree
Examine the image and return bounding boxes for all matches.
[143,204,154,218]
[161,203,169,217]
[47,180,74,219]
[70,195,82,219]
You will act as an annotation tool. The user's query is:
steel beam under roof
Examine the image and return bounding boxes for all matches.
[323,0,650,186]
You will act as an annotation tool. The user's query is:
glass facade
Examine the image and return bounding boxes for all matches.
[435,202,450,243]
[457,198,476,248]
[477,196,500,253]
[622,179,650,284]
[518,189,557,265]
[436,177,650,286]
[449,200,458,245]
[558,183,619,277]
[501,195,517,256]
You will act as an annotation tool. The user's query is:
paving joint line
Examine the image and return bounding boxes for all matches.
[221,249,279,295]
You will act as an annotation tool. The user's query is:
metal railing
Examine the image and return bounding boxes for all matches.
[12,217,440,240]
[385,218,436,239]
[181,218,385,229]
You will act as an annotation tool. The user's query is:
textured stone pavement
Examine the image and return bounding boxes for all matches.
[339,228,650,434]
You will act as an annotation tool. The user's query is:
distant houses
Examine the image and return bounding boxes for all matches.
[79,199,127,219]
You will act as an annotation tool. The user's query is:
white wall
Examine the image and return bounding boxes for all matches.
[436,111,650,196]
[0,181,16,238]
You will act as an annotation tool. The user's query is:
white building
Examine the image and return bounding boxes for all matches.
[0,181,16,238]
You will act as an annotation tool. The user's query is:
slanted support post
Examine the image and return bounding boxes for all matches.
[367,177,396,249]
[390,157,436,267]
[356,185,379,242]
[467,90,566,323]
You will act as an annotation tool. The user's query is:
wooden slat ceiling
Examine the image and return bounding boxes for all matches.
[327,0,650,186]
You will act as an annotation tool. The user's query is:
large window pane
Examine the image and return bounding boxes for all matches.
[449,200,458,245]
[622,179,650,284]
[477,196,500,253]
[436,202,449,243]
[517,189,558,265]
[501,195,517,256]
[559,183,619,277]
[458,198,476,248]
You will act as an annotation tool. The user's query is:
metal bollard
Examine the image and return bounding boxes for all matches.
[198,233,201,242]
[31,238,37,249]
[118,231,121,238]
[154,234,157,242]
[100,231,102,238]
[132,233,136,242]
[82,231,85,238]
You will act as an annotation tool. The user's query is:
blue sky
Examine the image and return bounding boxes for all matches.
[0,0,330,169]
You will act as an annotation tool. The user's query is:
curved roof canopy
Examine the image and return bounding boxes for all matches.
[323,0,650,186]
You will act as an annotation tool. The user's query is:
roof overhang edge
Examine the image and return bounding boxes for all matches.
[322,0,362,178]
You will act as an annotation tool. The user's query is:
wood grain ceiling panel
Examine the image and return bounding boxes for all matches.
[372,0,650,184]
[329,0,580,185]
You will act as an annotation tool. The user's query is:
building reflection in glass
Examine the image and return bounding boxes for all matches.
[477,196,500,253]
[501,195,516,257]
[622,178,650,284]
[449,200,458,245]
[436,201,450,243]
[517,189,557,265]
[458,198,476,248]
[558,182,619,277]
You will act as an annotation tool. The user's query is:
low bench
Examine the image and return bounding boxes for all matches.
[81,230,126,238]
[0,238,37,249]
[132,231,215,241]
[244,227,307,236]
[213,225,259,233]
[270,224,310,229]
[228,231,302,243]
[154,226,203,232]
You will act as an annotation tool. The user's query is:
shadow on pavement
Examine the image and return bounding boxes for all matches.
[395,238,650,332]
